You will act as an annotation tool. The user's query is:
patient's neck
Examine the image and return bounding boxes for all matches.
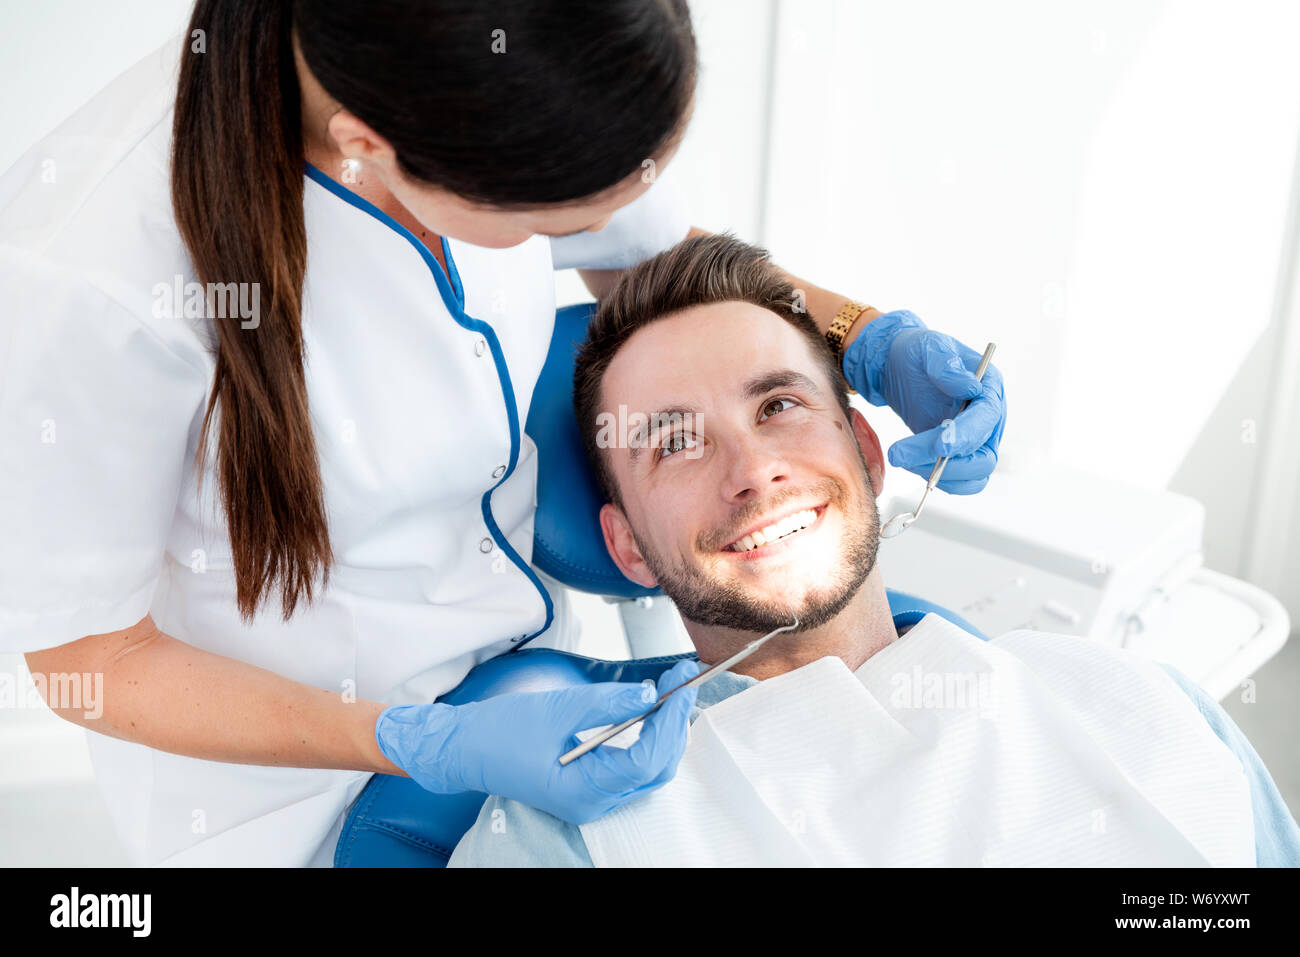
[684,566,898,680]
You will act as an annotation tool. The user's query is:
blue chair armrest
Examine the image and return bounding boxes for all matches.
[335,648,697,867]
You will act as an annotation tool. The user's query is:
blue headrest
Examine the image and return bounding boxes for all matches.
[525,301,659,598]
[335,591,986,868]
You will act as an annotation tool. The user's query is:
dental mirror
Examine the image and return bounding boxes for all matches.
[557,611,801,766]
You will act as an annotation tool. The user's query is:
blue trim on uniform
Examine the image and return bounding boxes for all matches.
[303,162,554,648]
[441,233,466,308]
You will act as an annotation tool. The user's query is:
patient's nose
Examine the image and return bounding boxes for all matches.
[721,438,792,504]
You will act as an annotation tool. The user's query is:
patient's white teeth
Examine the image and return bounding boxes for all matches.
[725,508,821,553]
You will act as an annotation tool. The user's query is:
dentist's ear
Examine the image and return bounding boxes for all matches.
[327,110,398,170]
[599,502,660,589]
[849,407,886,498]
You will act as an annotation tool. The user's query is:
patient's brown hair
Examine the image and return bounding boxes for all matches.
[573,233,854,510]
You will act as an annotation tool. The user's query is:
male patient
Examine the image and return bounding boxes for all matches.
[450,234,1299,868]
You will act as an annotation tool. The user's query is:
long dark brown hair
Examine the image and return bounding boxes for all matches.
[171,0,697,621]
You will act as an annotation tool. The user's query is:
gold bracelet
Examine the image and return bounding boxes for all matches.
[826,300,870,360]
[826,301,871,395]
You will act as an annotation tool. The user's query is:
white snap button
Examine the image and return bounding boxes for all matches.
[479,537,494,553]
[491,464,506,479]
[474,338,487,356]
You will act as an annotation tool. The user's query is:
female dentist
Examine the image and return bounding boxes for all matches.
[0,0,1005,866]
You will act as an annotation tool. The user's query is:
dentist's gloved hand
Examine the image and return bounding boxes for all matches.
[842,309,1006,494]
[374,657,701,825]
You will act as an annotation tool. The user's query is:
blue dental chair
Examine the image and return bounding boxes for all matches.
[334,302,986,868]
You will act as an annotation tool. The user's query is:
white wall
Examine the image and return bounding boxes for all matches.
[0,0,192,172]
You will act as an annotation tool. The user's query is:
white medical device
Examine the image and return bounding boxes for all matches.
[878,465,1290,700]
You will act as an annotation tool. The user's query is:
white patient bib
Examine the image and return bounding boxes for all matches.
[578,614,1255,867]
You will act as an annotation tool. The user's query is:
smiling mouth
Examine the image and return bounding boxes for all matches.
[722,504,827,555]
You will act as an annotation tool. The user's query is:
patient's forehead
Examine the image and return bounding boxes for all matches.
[601,301,821,415]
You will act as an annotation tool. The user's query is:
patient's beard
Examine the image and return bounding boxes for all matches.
[633,458,880,635]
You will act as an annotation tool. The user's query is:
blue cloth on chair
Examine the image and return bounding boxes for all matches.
[1154,665,1300,867]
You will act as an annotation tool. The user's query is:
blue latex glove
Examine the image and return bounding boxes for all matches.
[374,658,701,825]
[842,309,1006,494]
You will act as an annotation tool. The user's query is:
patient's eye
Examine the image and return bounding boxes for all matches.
[759,397,799,421]
[658,432,700,460]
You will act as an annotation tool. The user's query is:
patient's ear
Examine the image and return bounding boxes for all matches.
[599,503,659,588]
[850,408,886,498]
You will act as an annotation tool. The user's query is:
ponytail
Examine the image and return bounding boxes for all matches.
[171,0,332,622]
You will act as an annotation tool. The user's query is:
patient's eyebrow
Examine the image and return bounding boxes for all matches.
[626,368,825,467]
[741,369,825,402]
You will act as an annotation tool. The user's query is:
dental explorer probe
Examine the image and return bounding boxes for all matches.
[879,342,997,539]
[557,613,801,767]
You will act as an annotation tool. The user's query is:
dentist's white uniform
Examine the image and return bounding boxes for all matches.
[0,39,690,866]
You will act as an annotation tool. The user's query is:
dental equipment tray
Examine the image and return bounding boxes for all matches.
[878,466,1289,700]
